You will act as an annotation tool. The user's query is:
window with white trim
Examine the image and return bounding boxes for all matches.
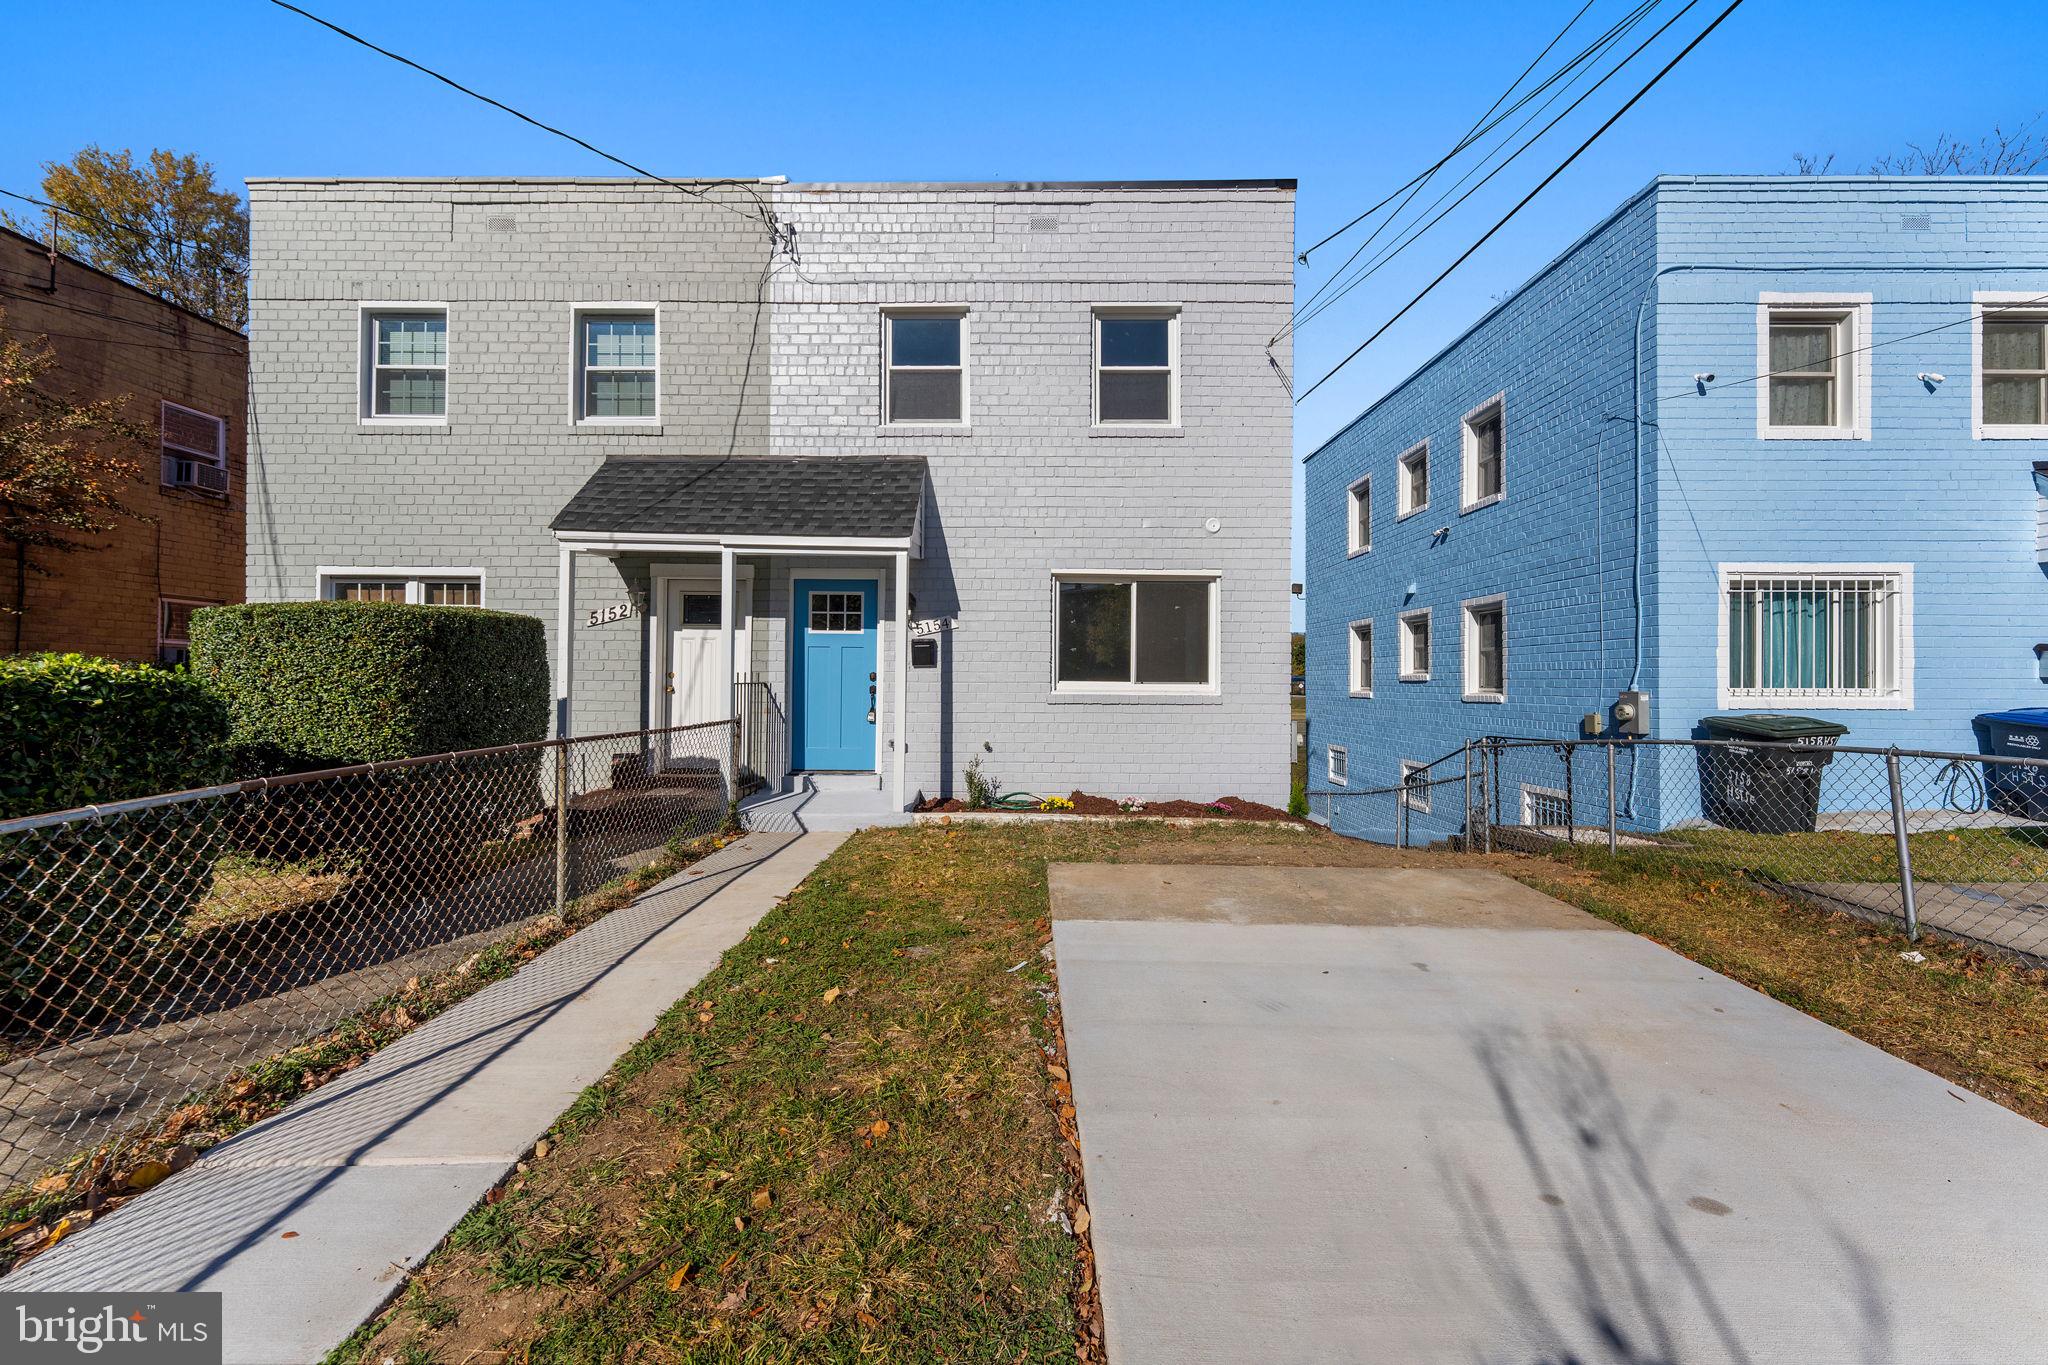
[1720,566,1909,708]
[1462,596,1505,702]
[1521,784,1570,828]
[1053,574,1216,692]
[1397,442,1428,517]
[160,401,229,496]
[363,310,448,419]
[1327,744,1348,787]
[576,310,657,421]
[1349,619,1373,697]
[1400,760,1430,813]
[1757,297,1869,438]
[321,571,483,607]
[884,310,966,424]
[1398,608,1431,681]
[1461,396,1504,510]
[157,597,217,666]
[1982,311,2048,430]
[1347,476,1372,555]
[1094,309,1178,425]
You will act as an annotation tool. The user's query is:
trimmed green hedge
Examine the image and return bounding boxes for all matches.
[0,654,231,820]
[189,601,549,771]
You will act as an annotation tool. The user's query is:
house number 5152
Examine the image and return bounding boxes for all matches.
[586,601,640,628]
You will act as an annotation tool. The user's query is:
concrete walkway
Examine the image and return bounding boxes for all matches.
[11,829,845,1364]
[1051,863,2048,1365]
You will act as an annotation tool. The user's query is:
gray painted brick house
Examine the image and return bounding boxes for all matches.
[245,176,1294,814]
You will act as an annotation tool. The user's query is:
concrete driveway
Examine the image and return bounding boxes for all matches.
[1050,863,2048,1365]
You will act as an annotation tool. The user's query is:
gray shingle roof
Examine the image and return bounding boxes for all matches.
[550,456,927,540]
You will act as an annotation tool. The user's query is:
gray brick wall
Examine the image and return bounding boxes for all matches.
[246,177,1294,805]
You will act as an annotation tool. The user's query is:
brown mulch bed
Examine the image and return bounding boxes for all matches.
[917,790,1303,822]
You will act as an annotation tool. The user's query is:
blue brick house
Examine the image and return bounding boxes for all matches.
[1304,176,2048,843]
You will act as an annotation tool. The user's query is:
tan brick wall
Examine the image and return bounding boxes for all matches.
[1,228,246,661]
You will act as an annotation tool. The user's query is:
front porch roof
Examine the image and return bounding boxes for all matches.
[549,455,927,553]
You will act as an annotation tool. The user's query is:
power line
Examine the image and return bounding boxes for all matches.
[1664,290,2048,402]
[1290,0,1686,340]
[0,186,242,265]
[1297,0,1745,405]
[1291,0,1610,325]
[263,0,775,229]
[0,284,248,355]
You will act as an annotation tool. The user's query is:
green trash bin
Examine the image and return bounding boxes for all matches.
[1697,714,1849,834]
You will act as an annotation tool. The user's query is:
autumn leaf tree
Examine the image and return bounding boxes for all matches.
[0,146,248,331]
[0,307,150,652]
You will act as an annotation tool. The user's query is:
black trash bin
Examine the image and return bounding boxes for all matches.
[1697,714,1849,834]
[1973,708,2048,820]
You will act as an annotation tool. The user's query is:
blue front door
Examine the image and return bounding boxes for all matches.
[792,579,878,770]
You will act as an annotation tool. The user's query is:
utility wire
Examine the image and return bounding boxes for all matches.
[1664,290,2048,402]
[1297,0,1745,405]
[0,186,243,266]
[1290,0,1684,340]
[1294,0,1597,325]
[264,0,774,228]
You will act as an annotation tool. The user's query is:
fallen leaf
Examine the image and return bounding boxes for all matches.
[871,1119,890,1138]
[1,1218,38,1240]
[698,1011,714,1024]
[534,1139,551,1160]
[1047,1065,1069,1082]
[666,1264,694,1292]
[280,1230,298,1240]
[751,1188,773,1210]
[717,1251,740,1275]
[31,1173,69,1195]
[123,1160,172,1192]
[822,987,842,1004]
[1073,1205,1092,1235]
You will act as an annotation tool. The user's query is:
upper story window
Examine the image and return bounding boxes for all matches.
[1462,595,1505,702]
[1347,476,1372,556]
[1053,573,1216,694]
[1461,396,1504,511]
[1719,564,1910,709]
[1398,608,1431,682]
[884,309,966,425]
[1977,295,2048,438]
[160,401,229,497]
[321,569,484,607]
[363,308,448,421]
[1757,294,1871,439]
[1094,308,1179,425]
[1349,619,1373,697]
[577,310,658,422]
[1397,442,1429,518]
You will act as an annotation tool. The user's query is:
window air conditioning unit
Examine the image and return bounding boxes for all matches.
[160,401,230,496]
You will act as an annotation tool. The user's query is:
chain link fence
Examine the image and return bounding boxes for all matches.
[0,719,743,1194]
[1313,736,2048,967]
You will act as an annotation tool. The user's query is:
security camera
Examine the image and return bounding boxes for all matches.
[1692,372,1716,384]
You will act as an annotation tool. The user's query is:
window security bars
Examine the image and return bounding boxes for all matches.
[1725,573,1900,702]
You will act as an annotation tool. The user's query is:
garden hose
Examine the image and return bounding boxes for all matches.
[991,792,1043,810]
[1937,758,1986,814]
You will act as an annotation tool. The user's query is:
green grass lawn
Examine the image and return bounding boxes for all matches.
[335,820,1373,1365]
[1657,823,2048,885]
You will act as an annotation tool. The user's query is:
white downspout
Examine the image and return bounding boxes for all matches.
[893,550,909,811]
[719,547,738,798]
[555,547,576,740]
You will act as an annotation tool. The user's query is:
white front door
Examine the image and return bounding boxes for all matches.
[665,580,726,729]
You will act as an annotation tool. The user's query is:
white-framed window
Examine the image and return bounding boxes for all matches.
[573,306,658,423]
[157,597,217,666]
[1398,608,1431,682]
[1327,744,1348,787]
[1400,760,1431,813]
[159,400,230,496]
[1461,395,1504,511]
[318,568,485,607]
[1461,594,1506,702]
[1521,784,1570,828]
[883,308,967,425]
[1973,292,2048,439]
[360,305,449,422]
[1347,475,1372,555]
[1052,572,1218,694]
[1756,294,1872,439]
[1396,441,1429,518]
[1348,619,1373,697]
[1717,563,1911,709]
[1093,307,1179,426]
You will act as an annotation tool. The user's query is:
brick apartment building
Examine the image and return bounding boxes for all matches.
[2,225,247,662]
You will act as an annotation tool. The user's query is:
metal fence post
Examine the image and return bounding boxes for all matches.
[553,741,570,917]
[1397,787,1407,850]
[1462,741,1473,848]
[1563,744,1576,846]
[1885,749,1919,941]
[1483,739,1496,855]
[1606,742,1618,856]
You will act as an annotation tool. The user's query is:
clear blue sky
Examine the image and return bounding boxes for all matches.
[6,0,2044,629]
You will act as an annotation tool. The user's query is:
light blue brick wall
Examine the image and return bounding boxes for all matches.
[1307,176,2048,844]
